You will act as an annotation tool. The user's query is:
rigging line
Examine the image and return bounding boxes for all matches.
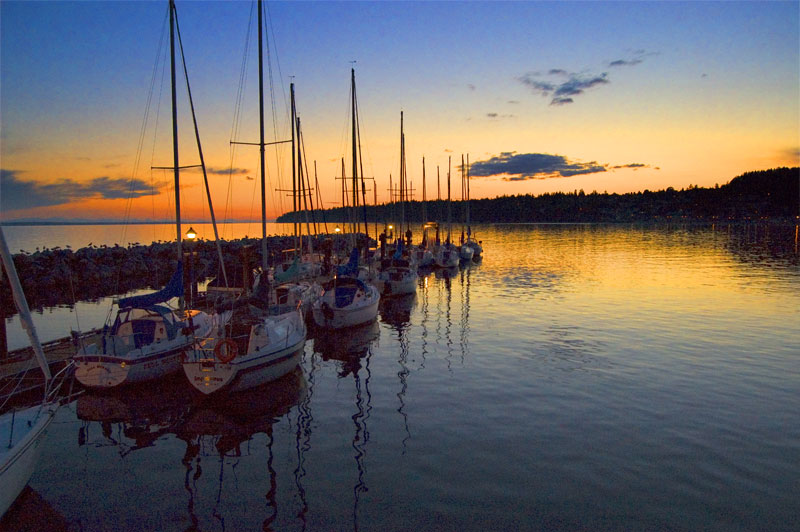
[262,0,284,218]
[227,0,255,238]
[298,119,318,236]
[174,7,228,287]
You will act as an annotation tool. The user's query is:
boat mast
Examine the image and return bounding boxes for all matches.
[290,82,299,259]
[257,0,269,273]
[447,156,452,243]
[0,228,51,384]
[168,0,184,312]
[400,111,406,235]
[466,153,471,239]
[350,68,358,237]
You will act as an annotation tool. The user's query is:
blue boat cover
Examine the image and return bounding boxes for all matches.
[393,239,404,260]
[119,262,183,308]
[337,248,360,277]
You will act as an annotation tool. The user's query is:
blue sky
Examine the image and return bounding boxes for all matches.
[1,1,798,221]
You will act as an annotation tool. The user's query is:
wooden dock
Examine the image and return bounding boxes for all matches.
[1,330,99,397]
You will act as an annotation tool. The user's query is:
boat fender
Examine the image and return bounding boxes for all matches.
[214,338,238,363]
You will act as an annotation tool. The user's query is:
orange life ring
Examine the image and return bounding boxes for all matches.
[214,338,238,363]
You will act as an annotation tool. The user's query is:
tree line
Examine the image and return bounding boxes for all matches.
[277,167,799,224]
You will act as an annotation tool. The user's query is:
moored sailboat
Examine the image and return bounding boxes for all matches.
[312,68,380,328]
[73,0,216,388]
[0,228,72,517]
[182,0,306,394]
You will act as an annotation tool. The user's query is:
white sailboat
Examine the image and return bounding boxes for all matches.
[461,154,483,258]
[0,228,71,517]
[183,0,306,394]
[312,68,380,328]
[73,0,215,389]
[458,155,475,261]
[434,157,460,268]
[376,112,417,297]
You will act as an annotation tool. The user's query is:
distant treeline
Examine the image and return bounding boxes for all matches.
[277,167,799,224]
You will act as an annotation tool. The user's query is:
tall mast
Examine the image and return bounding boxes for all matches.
[169,0,181,264]
[257,0,268,272]
[168,0,184,312]
[350,68,358,236]
[400,111,405,232]
[290,82,298,258]
[466,153,471,238]
[447,156,452,243]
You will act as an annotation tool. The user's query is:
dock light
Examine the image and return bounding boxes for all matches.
[186,227,197,240]
[388,225,393,230]
[334,226,341,233]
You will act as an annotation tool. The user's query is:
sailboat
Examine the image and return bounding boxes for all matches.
[457,155,475,261]
[73,0,215,388]
[183,0,306,395]
[0,227,72,517]
[433,157,460,268]
[411,157,434,268]
[376,112,417,297]
[461,154,483,258]
[311,68,380,328]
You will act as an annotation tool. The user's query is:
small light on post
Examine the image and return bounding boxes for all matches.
[334,226,341,234]
[185,227,197,307]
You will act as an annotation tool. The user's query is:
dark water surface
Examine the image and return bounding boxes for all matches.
[4,224,799,531]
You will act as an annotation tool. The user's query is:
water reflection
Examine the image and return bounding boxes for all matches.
[311,321,380,378]
[175,369,306,531]
[76,374,193,456]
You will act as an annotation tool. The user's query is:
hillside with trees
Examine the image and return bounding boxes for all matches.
[277,167,799,224]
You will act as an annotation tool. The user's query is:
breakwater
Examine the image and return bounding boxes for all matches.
[0,233,371,316]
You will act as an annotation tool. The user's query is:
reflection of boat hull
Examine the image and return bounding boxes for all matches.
[0,404,57,517]
[184,342,303,395]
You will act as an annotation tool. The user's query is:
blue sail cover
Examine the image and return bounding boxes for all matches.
[118,261,183,308]
[393,239,404,260]
[337,248,360,277]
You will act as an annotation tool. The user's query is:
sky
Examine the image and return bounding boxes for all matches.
[1,0,798,223]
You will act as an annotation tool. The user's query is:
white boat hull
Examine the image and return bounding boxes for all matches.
[184,308,306,395]
[312,281,380,329]
[0,404,57,517]
[74,310,214,388]
[459,245,475,261]
[184,340,304,395]
[434,246,460,268]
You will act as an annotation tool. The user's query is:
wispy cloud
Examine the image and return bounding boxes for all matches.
[518,70,609,106]
[0,169,160,211]
[486,112,515,119]
[607,50,656,68]
[519,51,652,106]
[205,166,249,176]
[469,152,607,181]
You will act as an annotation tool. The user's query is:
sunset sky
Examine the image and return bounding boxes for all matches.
[1,0,798,222]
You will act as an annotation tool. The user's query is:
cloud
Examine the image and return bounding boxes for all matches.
[518,71,608,105]
[469,152,607,181]
[467,84,476,91]
[607,50,656,68]
[507,100,520,105]
[1,169,160,212]
[205,166,249,176]
[519,51,654,106]
[486,112,515,119]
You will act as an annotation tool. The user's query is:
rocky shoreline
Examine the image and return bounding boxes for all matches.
[0,233,371,316]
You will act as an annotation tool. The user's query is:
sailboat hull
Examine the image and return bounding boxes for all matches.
[0,404,57,517]
[184,341,304,395]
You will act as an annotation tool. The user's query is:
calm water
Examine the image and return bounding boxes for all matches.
[3,223,799,531]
